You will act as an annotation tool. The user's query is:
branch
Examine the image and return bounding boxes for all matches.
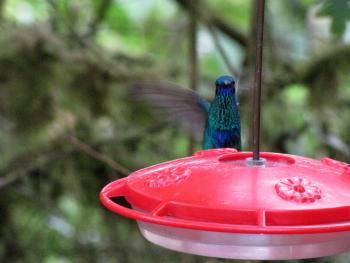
[181,0,241,78]
[47,0,59,32]
[0,150,65,189]
[269,45,350,89]
[300,46,350,83]
[324,134,350,158]
[47,0,83,45]
[0,0,6,21]
[0,171,22,189]
[207,24,241,78]
[210,16,249,47]
[68,135,131,176]
[85,0,112,38]
[0,136,131,189]
[174,0,248,47]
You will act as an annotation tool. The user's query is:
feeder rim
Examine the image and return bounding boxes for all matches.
[100,177,350,235]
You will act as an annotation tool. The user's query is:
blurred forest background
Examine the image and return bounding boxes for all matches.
[0,0,349,262]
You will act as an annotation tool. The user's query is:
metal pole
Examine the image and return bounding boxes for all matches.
[252,0,265,160]
[188,0,198,154]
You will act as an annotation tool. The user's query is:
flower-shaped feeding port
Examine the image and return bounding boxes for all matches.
[275,177,322,203]
[321,158,350,176]
[145,166,191,188]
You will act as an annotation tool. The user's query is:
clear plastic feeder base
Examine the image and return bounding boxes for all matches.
[137,221,350,260]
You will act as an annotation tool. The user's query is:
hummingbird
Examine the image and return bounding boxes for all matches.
[133,75,241,150]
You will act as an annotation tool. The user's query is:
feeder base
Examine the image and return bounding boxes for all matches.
[137,221,350,260]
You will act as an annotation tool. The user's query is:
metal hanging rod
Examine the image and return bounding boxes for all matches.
[252,0,266,161]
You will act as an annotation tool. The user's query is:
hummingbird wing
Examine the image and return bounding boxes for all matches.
[132,81,210,137]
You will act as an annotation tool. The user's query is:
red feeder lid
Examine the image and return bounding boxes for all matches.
[100,149,350,234]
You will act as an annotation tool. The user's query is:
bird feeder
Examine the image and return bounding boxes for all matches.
[100,0,350,260]
[101,149,350,260]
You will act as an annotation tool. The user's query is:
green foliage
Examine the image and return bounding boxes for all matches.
[207,0,251,32]
[317,0,350,37]
[105,3,136,36]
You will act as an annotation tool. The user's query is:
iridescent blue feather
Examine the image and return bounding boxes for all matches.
[203,76,241,150]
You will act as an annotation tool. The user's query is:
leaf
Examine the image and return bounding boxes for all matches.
[317,0,350,38]
[105,3,135,35]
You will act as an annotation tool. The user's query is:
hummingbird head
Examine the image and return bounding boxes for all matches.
[215,75,236,96]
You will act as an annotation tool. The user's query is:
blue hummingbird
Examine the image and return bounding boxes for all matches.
[133,75,241,150]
